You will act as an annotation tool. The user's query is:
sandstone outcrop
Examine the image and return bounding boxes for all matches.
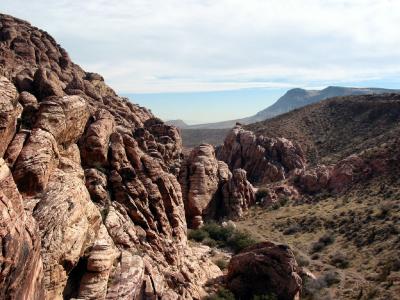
[217,125,306,184]
[222,169,256,219]
[180,144,255,228]
[0,158,44,300]
[227,241,302,300]
[294,151,392,194]
[0,13,221,299]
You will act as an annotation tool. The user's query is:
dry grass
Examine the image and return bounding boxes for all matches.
[235,178,400,300]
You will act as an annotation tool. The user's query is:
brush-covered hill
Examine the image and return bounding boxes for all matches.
[245,93,400,165]
[214,92,400,299]
[179,87,399,148]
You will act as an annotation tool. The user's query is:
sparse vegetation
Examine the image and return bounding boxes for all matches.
[329,251,349,269]
[310,232,335,253]
[215,258,228,270]
[188,222,258,253]
[207,287,235,300]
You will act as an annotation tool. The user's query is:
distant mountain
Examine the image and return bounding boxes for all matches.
[185,86,399,129]
[165,119,189,128]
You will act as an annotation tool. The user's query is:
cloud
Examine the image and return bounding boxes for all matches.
[3,0,400,93]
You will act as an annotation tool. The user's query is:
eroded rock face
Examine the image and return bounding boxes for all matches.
[217,125,306,184]
[222,169,255,219]
[180,144,255,228]
[179,144,230,228]
[0,13,220,299]
[0,76,20,157]
[227,241,302,300]
[0,158,44,300]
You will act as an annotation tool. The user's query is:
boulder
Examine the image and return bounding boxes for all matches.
[227,241,302,300]
[35,95,89,145]
[13,128,59,194]
[80,109,115,168]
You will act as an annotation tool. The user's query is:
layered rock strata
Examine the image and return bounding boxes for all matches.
[0,13,220,299]
[217,125,306,184]
[179,144,255,228]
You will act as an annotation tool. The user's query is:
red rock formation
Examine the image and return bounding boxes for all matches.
[179,144,255,228]
[0,158,44,300]
[179,144,231,228]
[222,169,256,219]
[227,241,302,300]
[0,13,220,299]
[217,125,306,184]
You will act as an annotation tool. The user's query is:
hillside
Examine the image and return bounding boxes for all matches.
[179,87,399,148]
[245,93,400,165]
[214,93,400,299]
[184,86,399,130]
[181,128,230,148]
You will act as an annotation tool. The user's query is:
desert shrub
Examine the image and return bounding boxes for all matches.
[203,222,235,241]
[319,232,335,245]
[188,228,209,242]
[215,258,228,270]
[329,252,349,269]
[310,241,325,253]
[190,222,258,253]
[283,223,301,235]
[302,276,327,298]
[311,253,320,260]
[256,187,270,202]
[321,270,341,286]
[268,196,290,211]
[227,230,258,253]
[310,232,335,253]
[203,237,218,248]
[293,250,311,267]
[207,287,235,300]
[377,201,395,218]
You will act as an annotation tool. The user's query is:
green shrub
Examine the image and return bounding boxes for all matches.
[189,222,258,253]
[203,222,235,241]
[215,258,228,270]
[227,230,258,253]
[188,228,209,242]
[203,237,218,248]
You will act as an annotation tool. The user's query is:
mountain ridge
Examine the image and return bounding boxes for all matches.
[182,86,399,130]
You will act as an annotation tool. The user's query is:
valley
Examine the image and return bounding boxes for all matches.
[0,10,399,300]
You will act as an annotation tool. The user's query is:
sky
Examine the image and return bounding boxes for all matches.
[3,0,400,123]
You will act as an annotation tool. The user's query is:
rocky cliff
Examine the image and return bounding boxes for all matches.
[0,14,221,300]
[217,125,306,184]
[179,144,255,228]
